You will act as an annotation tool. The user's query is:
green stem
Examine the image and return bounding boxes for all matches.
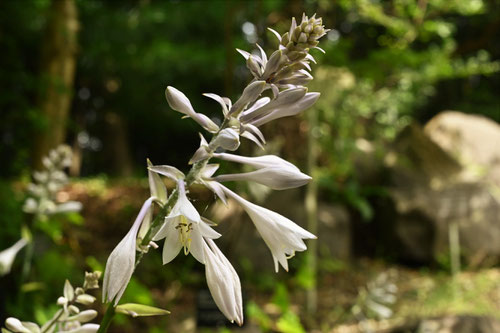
[97,120,228,332]
[96,304,115,333]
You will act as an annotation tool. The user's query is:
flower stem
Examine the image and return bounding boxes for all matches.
[97,121,227,332]
[96,303,115,333]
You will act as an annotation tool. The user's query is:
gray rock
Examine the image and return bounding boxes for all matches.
[381,113,500,265]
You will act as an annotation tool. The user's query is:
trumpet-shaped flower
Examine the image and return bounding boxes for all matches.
[165,86,219,133]
[204,239,243,326]
[221,185,316,272]
[212,152,311,190]
[103,197,154,305]
[0,238,28,276]
[153,180,220,265]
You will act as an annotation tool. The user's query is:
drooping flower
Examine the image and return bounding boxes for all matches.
[240,87,320,127]
[221,185,316,272]
[153,180,220,265]
[103,197,154,305]
[165,86,219,133]
[0,238,28,276]
[212,152,311,190]
[204,238,243,326]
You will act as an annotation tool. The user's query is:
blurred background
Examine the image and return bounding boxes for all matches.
[1,0,499,332]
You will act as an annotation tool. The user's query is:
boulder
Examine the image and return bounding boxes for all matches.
[379,112,500,265]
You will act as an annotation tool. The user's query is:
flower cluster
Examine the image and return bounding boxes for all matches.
[23,145,82,219]
[3,272,101,333]
[102,14,327,325]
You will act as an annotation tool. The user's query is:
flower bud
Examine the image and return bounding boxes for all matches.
[68,310,98,323]
[213,128,240,151]
[76,294,96,305]
[5,317,31,333]
[57,296,68,306]
[229,81,266,116]
[68,305,80,315]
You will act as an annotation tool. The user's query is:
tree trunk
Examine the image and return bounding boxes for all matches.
[33,0,79,170]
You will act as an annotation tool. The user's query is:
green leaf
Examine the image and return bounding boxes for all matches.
[115,303,170,318]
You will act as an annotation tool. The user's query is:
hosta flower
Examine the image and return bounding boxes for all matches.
[153,180,220,265]
[103,197,154,305]
[212,128,240,151]
[165,86,219,133]
[5,317,39,333]
[0,238,28,276]
[204,239,243,326]
[228,80,266,115]
[221,185,315,272]
[213,152,311,190]
[58,324,100,333]
[240,87,319,127]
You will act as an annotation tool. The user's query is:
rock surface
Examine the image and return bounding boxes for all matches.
[379,112,500,265]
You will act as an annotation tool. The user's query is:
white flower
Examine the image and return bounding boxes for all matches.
[228,80,266,115]
[103,197,154,305]
[221,185,316,272]
[165,86,219,133]
[212,128,240,151]
[58,323,99,333]
[153,180,220,265]
[5,317,39,333]
[147,159,168,205]
[0,238,28,276]
[204,239,243,326]
[212,153,311,190]
[240,87,320,127]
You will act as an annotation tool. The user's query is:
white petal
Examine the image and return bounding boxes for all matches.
[161,223,183,265]
[213,128,240,151]
[213,153,299,171]
[229,81,266,115]
[240,87,307,123]
[0,238,28,276]
[236,48,251,60]
[203,93,229,116]
[215,166,311,190]
[148,165,185,181]
[202,180,228,205]
[240,131,264,149]
[189,228,205,264]
[147,159,167,204]
[267,27,282,41]
[255,43,268,64]
[198,220,222,239]
[204,239,243,325]
[58,324,100,333]
[221,186,315,272]
[251,92,320,126]
[5,318,31,333]
[165,86,196,117]
[103,198,153,305]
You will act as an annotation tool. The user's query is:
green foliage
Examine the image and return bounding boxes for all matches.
[311,0,499,218]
